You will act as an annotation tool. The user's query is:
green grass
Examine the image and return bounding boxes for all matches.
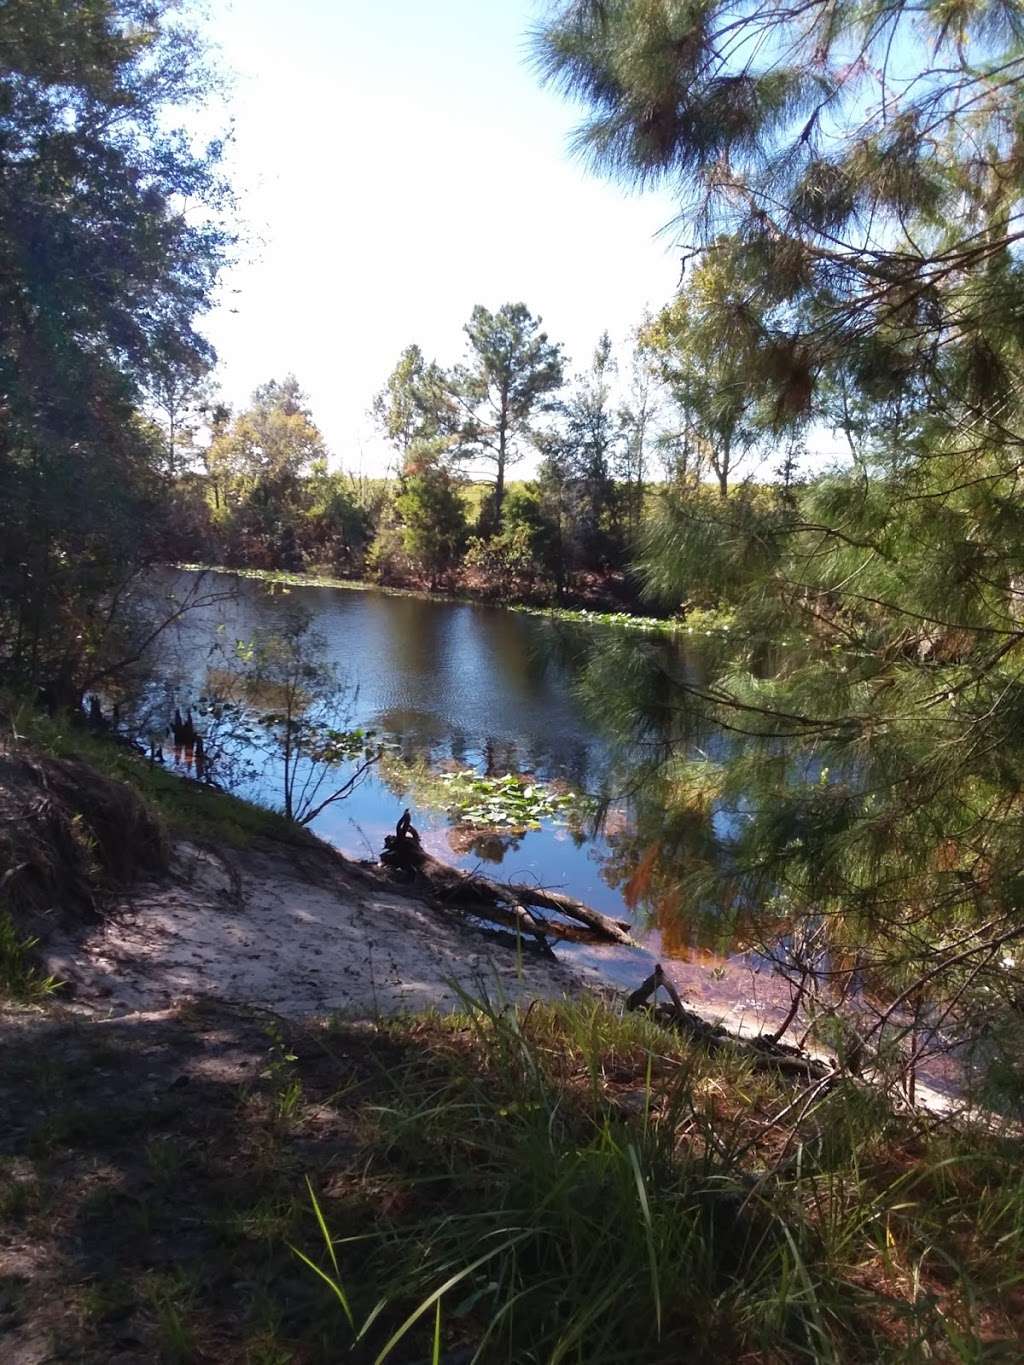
[14,704,302,849]
[0,910,61,1002]
[1,995,1022,1361]
[295,995,1024,1363]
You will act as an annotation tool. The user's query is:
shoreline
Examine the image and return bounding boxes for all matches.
[44,821,961,1114]
[173,561,737,636]
[6,720,961,1116]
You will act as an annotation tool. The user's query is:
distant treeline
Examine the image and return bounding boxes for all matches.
[156,300,803,604]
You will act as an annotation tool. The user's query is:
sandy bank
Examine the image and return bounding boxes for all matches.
[43,836,601,1018]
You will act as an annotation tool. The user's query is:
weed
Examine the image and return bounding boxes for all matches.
[78,1276,137,1325]
[13,702,302,849]
[0,1161,38,1223]
[144,1135,188,1185]
[140,1270,199,1364]
[0,910,61,1002]
[261,1020,304,1122]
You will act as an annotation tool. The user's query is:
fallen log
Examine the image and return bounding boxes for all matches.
[626,965,835,1081]
[380,810,636,946]
[459,896,599,948]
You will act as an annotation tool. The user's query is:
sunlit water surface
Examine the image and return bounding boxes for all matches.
[127,569,784,1020]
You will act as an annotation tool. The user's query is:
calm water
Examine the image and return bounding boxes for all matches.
[129,568,769,1007]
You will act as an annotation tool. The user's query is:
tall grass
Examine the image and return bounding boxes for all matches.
[9,702,300,848]
[294,995,1024,1362]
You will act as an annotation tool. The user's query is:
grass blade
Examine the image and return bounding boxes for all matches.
[627,1142,661,1339]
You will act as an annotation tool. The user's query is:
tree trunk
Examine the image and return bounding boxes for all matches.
[715,432,731,498]
[495,388,509,526]
[381,812,634,945]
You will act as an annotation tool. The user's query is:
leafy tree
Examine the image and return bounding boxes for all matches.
[454,304,565,527]
[640,254,776,496]
[231,609,380,825]
[547,332,623,564]
[209,377,326,487]
[616,339,659,533]
[0,0,231,701]
[464,523,539,598]
[304,466,373,573]
[394,447,468,590]
[146,360,215,478]
[533,453,575,603]
[205,378,330,569]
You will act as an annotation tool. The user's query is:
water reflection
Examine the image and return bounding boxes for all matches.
[126,569,772,997]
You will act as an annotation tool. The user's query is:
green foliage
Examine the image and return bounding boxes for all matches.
[299,996,1024,1361]
[394,462,468,590]
[536,0,1024,418]
[0,0,230,702]
[455,302,565,525]
[205,378,334,571]
[533,0,1024,1073]
[0,911,60,1002]
[639,255,784,495]
[383,762,595,831]
[540,330,627,569]
[209,378,326,487]
[11,995,1023,1362]
[17,704,300,849]
[511,602,685,633]
[302,467,374,573]
[222,610,381,825]
[463,522,539,595]
[437,769,594,829]
[372,344,459,457]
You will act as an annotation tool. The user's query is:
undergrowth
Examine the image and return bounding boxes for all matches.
[285,994,1024,1363]
[0,909,60,1002]
[1,993,1021,1360]
[10,704,302,849]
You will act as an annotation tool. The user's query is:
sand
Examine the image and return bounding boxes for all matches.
[44,839,599,1018]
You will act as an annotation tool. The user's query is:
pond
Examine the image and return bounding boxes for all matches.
[127,567,773,1015]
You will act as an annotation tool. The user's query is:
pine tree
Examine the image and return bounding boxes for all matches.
[395,446,468,591]
[454,303,565,527]
[537,0,1024,1073]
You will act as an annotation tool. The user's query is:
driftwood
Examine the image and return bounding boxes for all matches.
[381,810,635,947]
[626,965,835,1082]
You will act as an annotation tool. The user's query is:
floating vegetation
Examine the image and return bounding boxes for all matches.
[380,757,596,831]
[510,603,738,635]
[438,770,596,829]
[509,604,683,633]
[176,564,740,634]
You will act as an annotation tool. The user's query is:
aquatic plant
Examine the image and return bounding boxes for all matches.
[379,757,595,831]
[437,769,596,829]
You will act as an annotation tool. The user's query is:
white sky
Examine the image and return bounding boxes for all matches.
[195,0,686,476]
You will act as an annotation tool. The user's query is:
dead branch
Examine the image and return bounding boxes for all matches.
[626,964,834,1081]
[380,810,635,946]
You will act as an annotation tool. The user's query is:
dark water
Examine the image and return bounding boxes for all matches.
[129,568,770,1009]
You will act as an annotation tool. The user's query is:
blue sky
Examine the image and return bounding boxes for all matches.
[196,0,685,474]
